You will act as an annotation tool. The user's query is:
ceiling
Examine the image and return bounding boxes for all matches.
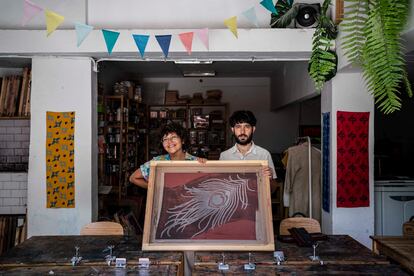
[98,60,288,78]
[0,53,413,80]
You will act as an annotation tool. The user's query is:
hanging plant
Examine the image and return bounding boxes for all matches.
[341,0,412,114]
[270,0,299,28]
[308,0,338,91]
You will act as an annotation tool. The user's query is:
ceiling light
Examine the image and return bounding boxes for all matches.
[174,60,213,65]
[182,70,216,77]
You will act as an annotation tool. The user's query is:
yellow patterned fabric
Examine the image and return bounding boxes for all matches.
[46,111,75,208]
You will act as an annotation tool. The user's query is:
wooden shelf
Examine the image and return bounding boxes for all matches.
[148,103,228,160]
[0,116,30,120]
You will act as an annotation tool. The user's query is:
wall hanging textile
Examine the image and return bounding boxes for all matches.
[322,112,330,212]
[336,111,369,208]
[46,111,75,208]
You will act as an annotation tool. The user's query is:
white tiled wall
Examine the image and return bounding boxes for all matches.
[0,119,30,171]
[0,172,27,214]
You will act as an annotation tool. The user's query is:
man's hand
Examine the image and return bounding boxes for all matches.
[262,165,273,179]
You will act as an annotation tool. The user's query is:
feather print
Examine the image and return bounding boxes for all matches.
[160,174,255,238]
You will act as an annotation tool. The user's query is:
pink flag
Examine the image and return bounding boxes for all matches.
[195,28,209,50]
[178,32,194,55]
[22,0,43,26]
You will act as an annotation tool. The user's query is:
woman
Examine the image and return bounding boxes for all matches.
[129,122,204,189]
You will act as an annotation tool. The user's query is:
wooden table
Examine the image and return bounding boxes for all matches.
[371,236,414,273]
[194,235,408,275]
[0,235,183,275]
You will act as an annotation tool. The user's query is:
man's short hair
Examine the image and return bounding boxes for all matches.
[229,110,257,127]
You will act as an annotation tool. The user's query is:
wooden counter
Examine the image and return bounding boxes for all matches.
[371,236,414,273]
[193,235,408,275]
[195,235,389,266]
[0,235,183,275]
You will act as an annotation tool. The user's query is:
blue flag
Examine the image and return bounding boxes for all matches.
[75,22,93,47]
[155,35,172,58]
[102,29,120,55]
[260,0,278,15]
[132,34,150,58]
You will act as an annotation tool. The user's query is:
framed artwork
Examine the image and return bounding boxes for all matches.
[142,160,275,251]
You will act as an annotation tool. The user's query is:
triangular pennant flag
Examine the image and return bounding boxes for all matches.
[178,32,194,55]
[45,9,64,37]
[224,16,238,38]
[242,7,259,27]
[155,35,172,58]
[195,28,209,50]
[132,34,150,58]
[102,29,120,54]
[22,0,43,26]
[260,0,278,15]
[75,22,93,47]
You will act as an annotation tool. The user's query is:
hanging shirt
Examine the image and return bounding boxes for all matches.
[283,142,321,222]
[140,152,196,180]
[219,142,277,179]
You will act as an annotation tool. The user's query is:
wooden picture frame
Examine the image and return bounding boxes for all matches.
[142,160,275,251]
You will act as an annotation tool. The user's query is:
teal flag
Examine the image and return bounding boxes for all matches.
[102,29,120,54]
[155,35,172,58]
[260,0,278,15]
[132,34,150,58]
[75,22,93,47]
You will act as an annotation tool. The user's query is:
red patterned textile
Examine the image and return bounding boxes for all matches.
[336,111,370,207]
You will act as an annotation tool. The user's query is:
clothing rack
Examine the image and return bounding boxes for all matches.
[296,136,312,219]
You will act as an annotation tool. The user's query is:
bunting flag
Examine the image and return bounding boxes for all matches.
[195,28,209,50]
[242,7,259,27]
[45,9,64,36]
[178,32,194,55]
[336,111,370,208]
[22,0,43,26]
[260,0,278,15]
[155,35,172,58]
[46,111,76,208]
[132,34,150,58]
[102,29,120,54]
[224,16,238,38]
[75,22,93,47]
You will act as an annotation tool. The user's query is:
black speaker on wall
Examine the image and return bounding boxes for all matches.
[295,3,320,28]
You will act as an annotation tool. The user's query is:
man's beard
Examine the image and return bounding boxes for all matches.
[234,133,253,145]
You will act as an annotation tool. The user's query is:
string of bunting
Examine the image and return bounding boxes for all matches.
[22,0,279,57]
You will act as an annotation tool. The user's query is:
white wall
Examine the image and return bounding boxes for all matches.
[0,0,322,29]
[0,0,86,29]
[321,71,375,248]
[28,57,95,236]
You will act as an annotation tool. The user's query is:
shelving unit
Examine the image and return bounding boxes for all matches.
[148,103,228,160]
[98,95,147,202]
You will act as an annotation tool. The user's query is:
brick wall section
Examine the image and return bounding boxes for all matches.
[0,120,30,171]
[0,172,27,214]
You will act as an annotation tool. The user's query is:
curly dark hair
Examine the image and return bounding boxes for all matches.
[160,122,189,151]
[229,110,257,127]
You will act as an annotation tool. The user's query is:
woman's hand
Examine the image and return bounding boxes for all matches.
[196,157,207,164]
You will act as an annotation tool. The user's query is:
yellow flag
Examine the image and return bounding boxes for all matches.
[45,9,64,37]
[224,16,238,38]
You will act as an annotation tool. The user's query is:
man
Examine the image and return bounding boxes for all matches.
[220,110,277,192]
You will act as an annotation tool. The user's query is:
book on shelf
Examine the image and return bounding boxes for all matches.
[0,68,31,117]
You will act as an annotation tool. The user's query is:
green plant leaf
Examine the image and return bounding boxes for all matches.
[270,1,298,28]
